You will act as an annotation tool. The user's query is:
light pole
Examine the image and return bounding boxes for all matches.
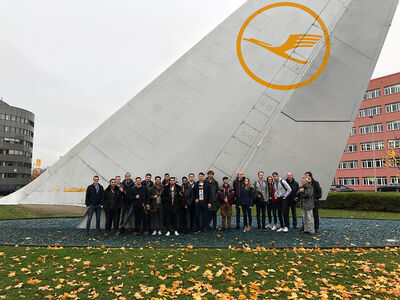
[370,116,377,192]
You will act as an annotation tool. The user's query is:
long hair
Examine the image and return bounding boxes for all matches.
[244,178,252,190]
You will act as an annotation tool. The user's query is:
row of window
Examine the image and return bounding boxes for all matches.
[351,121,400,136]
[0,173,31,179]
[363,83,400,100]
[0,161,32,168]
[0,149,32,158]
[0,125,34,137]
[0,114,34,127]
[0,137,33,148]
[338,159,385,170]
[358,102,400,118]
[344,140,400,153]
[337,176,392,186]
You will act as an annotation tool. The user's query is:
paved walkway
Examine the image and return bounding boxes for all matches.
[0,217,399,248]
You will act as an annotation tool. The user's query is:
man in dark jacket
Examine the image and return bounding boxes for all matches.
[143,173,154,190]
[305,171,322,232]
[194,172,211,233]
[132,177,149,235]
[161,177,181,236]
[219,177,235,230]
[149,176,164,235]
[179,176,193,233]
[233,171,245,230]
[85,175,104,235]
[119,172,134,231]
[102,178,123,237]
[188,173,197,232]
[286,172,299,229]
[206,170,219,230]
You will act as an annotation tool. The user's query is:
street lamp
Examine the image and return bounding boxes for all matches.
[370,116,377,192]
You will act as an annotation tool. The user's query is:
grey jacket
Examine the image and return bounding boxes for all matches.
[273,178,292,198]
[298,183,314,210]
[254,179,268,203]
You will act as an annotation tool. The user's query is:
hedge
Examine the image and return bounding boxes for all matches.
[321,192,400,213]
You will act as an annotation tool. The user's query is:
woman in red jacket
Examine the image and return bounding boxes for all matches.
[266,176,278,230]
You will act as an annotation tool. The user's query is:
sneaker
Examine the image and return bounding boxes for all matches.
[165,231,170,236]
[152,230,157,236]
[267,224,272,229]
[158,231,162,235]
[283,227,289,233]
[247,226,251,232]
[114,232,120,237]
[104,232,110,237]
[271,225,277,231]
[276,228,284,232]
[174,231,179,236]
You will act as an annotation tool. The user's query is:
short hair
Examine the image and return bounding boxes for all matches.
[155,176,161,180]
[223,176,229,180]
[207,170,214,175]
[93,175,99,180]
[115,175,121,179]
[237,170,244,175]
[145,173,152,177]
[164,173,170,176]
[272,172,279,176]
[198,172,205,176]
[170,177,176,181]
[188,173,195,177]
[305,171,313,178]
[109,178,115,183]
[258,171,264,176]
[136,176,141,180]
[125,172,131,176]
[182,176,188,180]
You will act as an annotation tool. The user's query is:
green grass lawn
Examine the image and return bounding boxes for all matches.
[0,246,399,299]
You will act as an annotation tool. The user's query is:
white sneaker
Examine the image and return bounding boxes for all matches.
[267,224,272,229]
[174,231,179,236]
[271,225,277,231]
[165,231,170,236]
[158,231,162,235]
[152,230,157,236]
[277,228,284,232]
[283,227,289,233]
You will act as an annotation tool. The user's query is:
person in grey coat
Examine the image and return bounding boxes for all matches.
[254,171,268,230]
[297,177,315,234]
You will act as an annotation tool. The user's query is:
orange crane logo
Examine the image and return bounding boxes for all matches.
[243,34,323,65]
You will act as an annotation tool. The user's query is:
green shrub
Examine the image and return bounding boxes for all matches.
[321,192,400,212]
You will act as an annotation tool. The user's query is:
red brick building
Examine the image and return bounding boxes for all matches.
[334,72,400,191]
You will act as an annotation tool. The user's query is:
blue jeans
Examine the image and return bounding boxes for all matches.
[123,203,134,229]
[86,205,101,231]
[195,201,208,231]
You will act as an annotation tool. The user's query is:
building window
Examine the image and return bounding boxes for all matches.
[350,127,357,136]
[358,106,382,118]
[361,159,385,168]
[386,102,400,113]
[363,177,387,186]
[387,120,400,131]
[338,160,358,169]
[360,141,384,151]
[364,88,381,100]
[344,144,357,153]
[388,139,400,149]
[338,177,359,186]
[391,176,400,184]
[359,123,383,135]
[384,83,400,96]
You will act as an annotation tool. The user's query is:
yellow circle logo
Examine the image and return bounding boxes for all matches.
[236,2,330,90]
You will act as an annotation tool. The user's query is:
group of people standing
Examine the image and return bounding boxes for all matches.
[85,170,322,237]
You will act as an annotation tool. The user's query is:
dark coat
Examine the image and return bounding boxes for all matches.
[286,178,300,202]
[179,183,193,207]
[206,178,219,211]
[233,177,246,204]
[121,179,134,202]
[297,184,314,210]
[161,184,181,213]
[132,184,150,208]
[143,180,154,190]
[102,185,122,212]
[310,179,322,200]
[149,184,163,212]
[85,183,104,206]
[218,184,235,205]
[193,181,209,203]
[240,186,254,206]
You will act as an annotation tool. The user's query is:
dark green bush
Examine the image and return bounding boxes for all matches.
[321,192,400,212]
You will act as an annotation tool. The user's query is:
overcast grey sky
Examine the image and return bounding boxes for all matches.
[0,0,399,167]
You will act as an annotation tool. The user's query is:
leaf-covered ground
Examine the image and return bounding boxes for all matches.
[0,246,399,299]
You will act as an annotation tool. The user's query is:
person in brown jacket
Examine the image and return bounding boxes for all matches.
[218,177,235,230]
